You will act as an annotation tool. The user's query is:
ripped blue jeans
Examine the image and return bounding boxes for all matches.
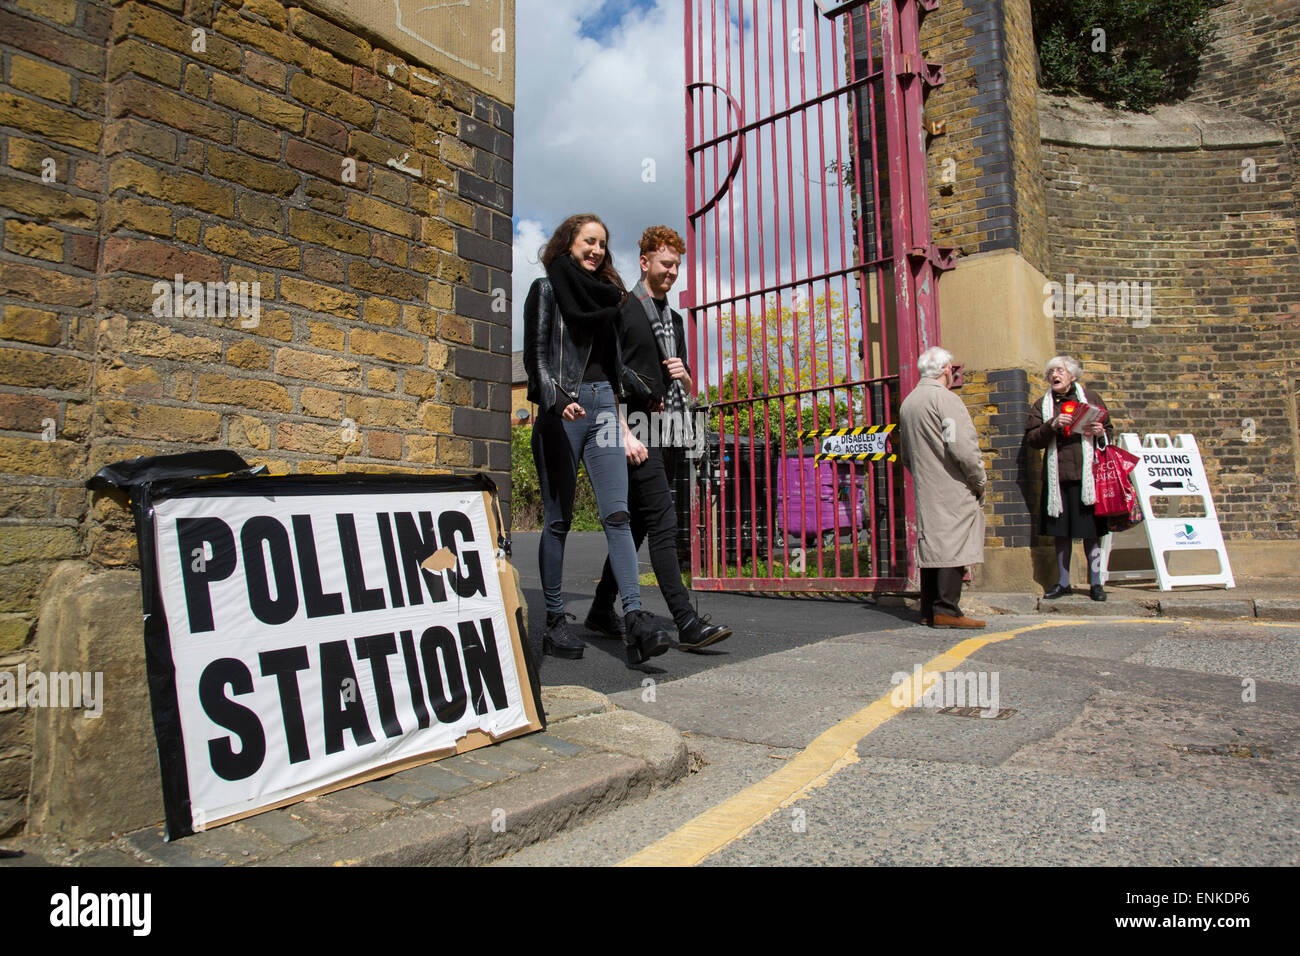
[531,381,641,616]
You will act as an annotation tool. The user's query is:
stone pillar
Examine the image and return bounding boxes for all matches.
[920,0,1055,589]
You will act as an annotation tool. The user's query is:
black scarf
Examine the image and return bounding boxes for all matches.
[546,254,624,326]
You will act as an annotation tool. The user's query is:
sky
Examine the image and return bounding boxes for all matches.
[509,0,860,389]
[511,0,689,350]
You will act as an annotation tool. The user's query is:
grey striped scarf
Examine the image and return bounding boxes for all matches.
[636,282,693,448]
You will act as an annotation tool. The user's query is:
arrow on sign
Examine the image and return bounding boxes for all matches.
[1151,479,1184,490]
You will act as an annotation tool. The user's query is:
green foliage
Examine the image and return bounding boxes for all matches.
[509,425,602,533]
[711,291,864,450]
[1033,0,1215,111]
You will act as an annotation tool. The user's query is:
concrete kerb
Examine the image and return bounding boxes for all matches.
[261,691,687,867]
[2,685,688,868]
[969,591,1300,622]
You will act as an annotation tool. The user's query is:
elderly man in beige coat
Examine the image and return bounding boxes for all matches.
[898,346,987,628]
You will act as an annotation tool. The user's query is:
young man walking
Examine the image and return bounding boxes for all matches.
[585,226,733,651]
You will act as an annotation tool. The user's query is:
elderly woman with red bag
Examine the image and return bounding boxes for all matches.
[1025,355,1114,601]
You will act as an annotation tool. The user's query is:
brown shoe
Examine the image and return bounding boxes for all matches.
[931,614,986,629]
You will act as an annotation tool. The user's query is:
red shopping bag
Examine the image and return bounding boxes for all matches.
[1093,441,1141,517]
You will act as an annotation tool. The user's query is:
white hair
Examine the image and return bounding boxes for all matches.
[1045,355,1082,380]
[917,346,954,380]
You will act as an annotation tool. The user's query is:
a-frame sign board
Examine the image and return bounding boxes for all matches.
[1100,433,1235,590]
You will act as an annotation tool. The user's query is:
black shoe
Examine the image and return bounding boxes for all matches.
[624,611,672,666]
[583,603,624,639]
[1090,585,1107,602]
[543,612,585,659]
[1043,584,1072,600]
[678,614,733,651]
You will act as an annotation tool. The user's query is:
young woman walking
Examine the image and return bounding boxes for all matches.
[522,214,672,665]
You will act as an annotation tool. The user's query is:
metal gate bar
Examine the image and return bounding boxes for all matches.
[685,0,941,592]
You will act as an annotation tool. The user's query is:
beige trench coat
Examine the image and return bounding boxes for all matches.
[898,377,986,568]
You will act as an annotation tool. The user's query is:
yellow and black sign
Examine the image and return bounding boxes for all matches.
[798,424,897,462]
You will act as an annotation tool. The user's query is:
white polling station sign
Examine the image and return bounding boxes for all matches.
[134,473,542,839]
[1101,433,1234,589]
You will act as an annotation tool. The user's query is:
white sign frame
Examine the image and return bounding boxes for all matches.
[1101,433,1235,590]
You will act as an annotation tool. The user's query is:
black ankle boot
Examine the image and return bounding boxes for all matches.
[624,611,671,666]
[677,614,733,651]
[583,603,624,639]
[543,612,585,659]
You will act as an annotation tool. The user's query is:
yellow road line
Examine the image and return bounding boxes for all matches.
[618,618,1121,868]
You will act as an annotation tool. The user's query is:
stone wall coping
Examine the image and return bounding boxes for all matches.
[1038,93,1284,150]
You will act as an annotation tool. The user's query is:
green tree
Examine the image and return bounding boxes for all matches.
[509,425,601,532]
[1033,0,1215,112]
[708,291,862,450]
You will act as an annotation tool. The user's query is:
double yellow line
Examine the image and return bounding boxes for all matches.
[619,619,1095,867]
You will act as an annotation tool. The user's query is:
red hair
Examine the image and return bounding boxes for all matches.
[638,225,685,257]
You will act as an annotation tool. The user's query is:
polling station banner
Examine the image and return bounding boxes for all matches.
[129,472,543,840]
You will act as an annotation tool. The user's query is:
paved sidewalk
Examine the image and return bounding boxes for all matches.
[969,578,1300,622]
[0,686,686,867]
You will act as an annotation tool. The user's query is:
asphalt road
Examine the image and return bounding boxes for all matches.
[514,530,913,692]
[506,533,1300,866]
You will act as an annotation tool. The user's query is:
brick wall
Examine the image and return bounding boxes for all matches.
[956,367,1036,550]
[1189,0,1300,236]
[1040,137,1300,538]
[918,0,1046,270]
[0,0,513,822]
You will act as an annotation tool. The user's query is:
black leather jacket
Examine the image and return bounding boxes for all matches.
[523,277,651,413]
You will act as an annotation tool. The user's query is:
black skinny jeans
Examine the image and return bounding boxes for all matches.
[593,445,694,628]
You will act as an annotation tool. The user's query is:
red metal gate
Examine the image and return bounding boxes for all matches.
[684,0,951,592]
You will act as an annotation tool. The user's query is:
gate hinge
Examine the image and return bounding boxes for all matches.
[897,54,945,89]
[908,243,957,271]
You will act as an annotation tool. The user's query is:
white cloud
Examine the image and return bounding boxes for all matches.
[512,0,688,349]
[511,217,547,342]
[509,0,860,396]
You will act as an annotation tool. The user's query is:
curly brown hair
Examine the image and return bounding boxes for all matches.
[539,214,624,290]
[638,225,686,257]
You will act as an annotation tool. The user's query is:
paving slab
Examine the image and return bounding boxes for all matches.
[548,710,689,781]
[1253,599,1300,622]
[541,685,611,721]
[271,810,471,867]
[439,753,513,784]
[437,752,655,865]
[399,763,479,798]
[68,848,151,867]
[1158,597,1257,620]
[968,592,1041,614]
[242,809,315,847]
[1039,595,1156,617]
